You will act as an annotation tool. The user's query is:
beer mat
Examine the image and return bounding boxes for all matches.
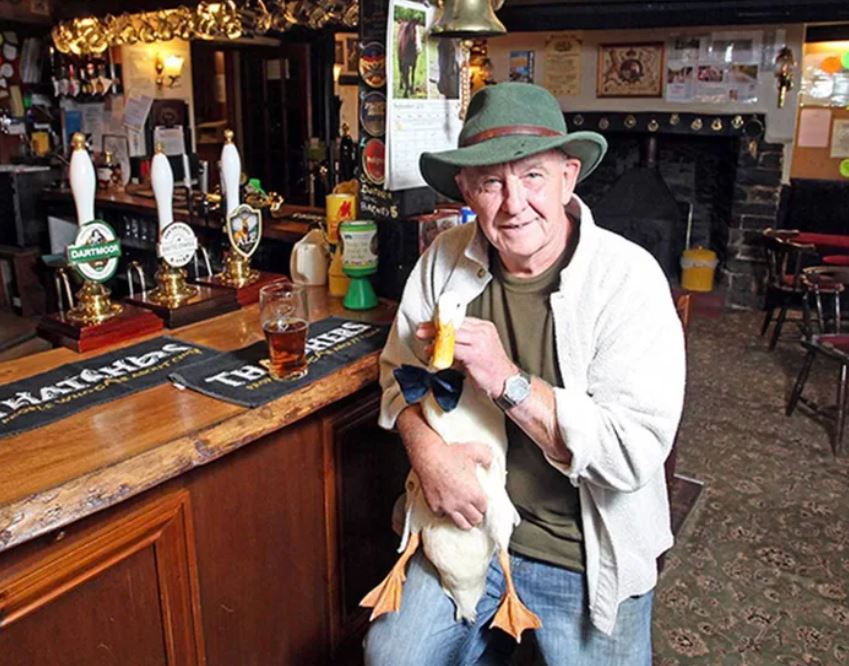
[0,337,220,439]
[169,317,389,408]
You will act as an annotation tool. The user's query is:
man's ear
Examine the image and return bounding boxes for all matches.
[454,171,467,199]
[561,158,581,202]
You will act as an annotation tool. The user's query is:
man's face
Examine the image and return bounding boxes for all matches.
[455,150,581,276]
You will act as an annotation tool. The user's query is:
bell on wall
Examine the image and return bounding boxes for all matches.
[430,0,506,39]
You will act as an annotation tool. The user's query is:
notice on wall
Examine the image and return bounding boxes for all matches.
[797,108,831,148]
[543,33,582,97]
[830,119,849,158]
[123,94,153,133]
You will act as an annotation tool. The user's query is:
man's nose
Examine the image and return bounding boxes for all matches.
[500,176,528,215]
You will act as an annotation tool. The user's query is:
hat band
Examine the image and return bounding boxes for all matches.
[460,125,564,147]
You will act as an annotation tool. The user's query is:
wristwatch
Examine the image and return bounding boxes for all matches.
[495,370,532,411]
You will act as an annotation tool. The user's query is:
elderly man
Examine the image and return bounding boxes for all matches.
[364,82,686,664]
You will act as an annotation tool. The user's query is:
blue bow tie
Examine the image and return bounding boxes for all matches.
[394,364,465,413]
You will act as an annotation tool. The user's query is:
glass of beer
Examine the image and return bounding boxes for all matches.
[259,281,309,380]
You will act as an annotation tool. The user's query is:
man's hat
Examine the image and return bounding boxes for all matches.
[419,82,607,202]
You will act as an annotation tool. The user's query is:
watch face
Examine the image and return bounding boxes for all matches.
[504,372,531,407]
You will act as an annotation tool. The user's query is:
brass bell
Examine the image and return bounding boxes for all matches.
[430,0,506,39]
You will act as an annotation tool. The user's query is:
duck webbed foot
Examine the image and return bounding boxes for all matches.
[490,549,542,643]
[359,531,421,621]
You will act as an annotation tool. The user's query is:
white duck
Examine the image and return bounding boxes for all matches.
[360,292,541,642]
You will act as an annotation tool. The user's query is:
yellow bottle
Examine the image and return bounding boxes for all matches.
[328,244,350,297]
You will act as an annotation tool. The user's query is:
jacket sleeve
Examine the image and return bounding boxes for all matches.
[548,255,687,492]
[378,246,438,431]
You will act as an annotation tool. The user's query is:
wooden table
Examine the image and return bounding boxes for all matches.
[0,289,406,665]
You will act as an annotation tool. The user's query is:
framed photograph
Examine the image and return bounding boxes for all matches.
[335,33,359,85]
[597,42,664,97]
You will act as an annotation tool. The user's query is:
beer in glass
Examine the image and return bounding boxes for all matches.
[259,281,308,380]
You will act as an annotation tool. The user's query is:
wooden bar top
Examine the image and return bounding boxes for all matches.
[0,288,395,553]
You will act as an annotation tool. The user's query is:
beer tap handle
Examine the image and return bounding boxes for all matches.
[221,128,240,218]
[69,132,95,226]
[151,143,174,233]
[126,260,146,298]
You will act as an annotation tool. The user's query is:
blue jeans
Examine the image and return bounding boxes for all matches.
[363,551,653,665]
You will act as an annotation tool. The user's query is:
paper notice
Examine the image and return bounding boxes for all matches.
[123,95,153,133]
[830,118,849,158]
[543,33,582,97]
[797,108,831,148]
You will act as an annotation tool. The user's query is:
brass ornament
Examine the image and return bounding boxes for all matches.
[147,262,199,308]
[711,118,723,132]
[66,280,124,326]
[52,0,361,55]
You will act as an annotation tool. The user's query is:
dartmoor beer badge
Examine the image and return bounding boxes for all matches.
[226,203,263,259]
[158,222,198,268]
[67,220,121,282]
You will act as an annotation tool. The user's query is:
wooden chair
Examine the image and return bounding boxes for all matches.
[786,265,849,455]
[760,228,819,350]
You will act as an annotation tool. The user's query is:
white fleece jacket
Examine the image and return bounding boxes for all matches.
[378,196,686,635]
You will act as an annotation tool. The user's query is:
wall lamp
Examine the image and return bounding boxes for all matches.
[156,53,184,89]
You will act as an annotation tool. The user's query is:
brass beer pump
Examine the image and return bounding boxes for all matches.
[147,145,199,308]
[65,132,123,325]
[216,129,260,288]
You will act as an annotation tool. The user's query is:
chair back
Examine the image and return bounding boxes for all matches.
[762,228,817,293]
[801,266,848,336]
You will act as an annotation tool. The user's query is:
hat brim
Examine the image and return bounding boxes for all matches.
[419,131,607,202]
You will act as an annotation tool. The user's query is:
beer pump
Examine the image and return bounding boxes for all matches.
[125,145,239,328]
[37,133,163,352]
[196,129,284,305]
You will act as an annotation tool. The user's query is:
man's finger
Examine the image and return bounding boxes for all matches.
[415,322,436,339]
[450,511,473,531]
[470,443,493,469]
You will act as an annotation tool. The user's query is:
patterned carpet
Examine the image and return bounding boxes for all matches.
[653,311,849,665]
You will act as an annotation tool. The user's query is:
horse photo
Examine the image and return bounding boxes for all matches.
[435,38,462,98]
[393,7,425,99]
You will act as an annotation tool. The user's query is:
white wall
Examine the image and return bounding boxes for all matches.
[485,24,804,145]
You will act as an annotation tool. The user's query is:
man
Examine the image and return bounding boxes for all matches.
[365,82,686,664]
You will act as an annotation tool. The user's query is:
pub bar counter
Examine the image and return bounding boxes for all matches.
[0,288,408,665]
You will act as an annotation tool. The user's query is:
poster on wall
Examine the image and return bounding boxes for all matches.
[830,119,849,158]
[509,51,534,83]
[543,33,582,96]
[384,0,464,191]
[664,30,762,104]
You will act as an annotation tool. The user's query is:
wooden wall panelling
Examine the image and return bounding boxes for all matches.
[0,489,206,665]
[322,389,410,662]
[187,417,331,666]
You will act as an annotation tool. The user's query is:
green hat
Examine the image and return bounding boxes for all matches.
[420,82,607,202]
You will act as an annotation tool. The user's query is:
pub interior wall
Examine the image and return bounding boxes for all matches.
[485,24,804,153]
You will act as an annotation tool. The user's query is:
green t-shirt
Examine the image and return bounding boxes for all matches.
[467,245,584,572]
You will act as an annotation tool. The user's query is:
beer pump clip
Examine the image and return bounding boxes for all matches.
[36,133,164,352]
[216,129,262,288]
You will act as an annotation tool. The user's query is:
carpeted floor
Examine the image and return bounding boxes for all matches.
[653,311,849,665]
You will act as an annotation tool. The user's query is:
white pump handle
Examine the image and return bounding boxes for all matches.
[220,128,241,217]
[151,144,174,232]
[69,132,95,226]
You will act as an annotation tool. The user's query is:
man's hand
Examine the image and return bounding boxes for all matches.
[397,406,492,530]
[416,317,515,399]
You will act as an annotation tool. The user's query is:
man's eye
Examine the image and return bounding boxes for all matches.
[481,179,502,192]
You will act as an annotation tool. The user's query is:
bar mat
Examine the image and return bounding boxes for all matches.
[0,337,220,439]
[169,316,389,408]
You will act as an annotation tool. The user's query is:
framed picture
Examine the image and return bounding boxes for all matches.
[597,42,664,97]
[102,134,131,186]
[335,33,359,85]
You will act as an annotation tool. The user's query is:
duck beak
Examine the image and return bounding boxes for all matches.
[431,318,455,370]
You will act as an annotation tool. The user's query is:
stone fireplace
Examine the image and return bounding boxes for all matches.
[569,111,783,309]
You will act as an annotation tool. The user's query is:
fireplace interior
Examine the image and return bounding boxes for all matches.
[577,129,739,285]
